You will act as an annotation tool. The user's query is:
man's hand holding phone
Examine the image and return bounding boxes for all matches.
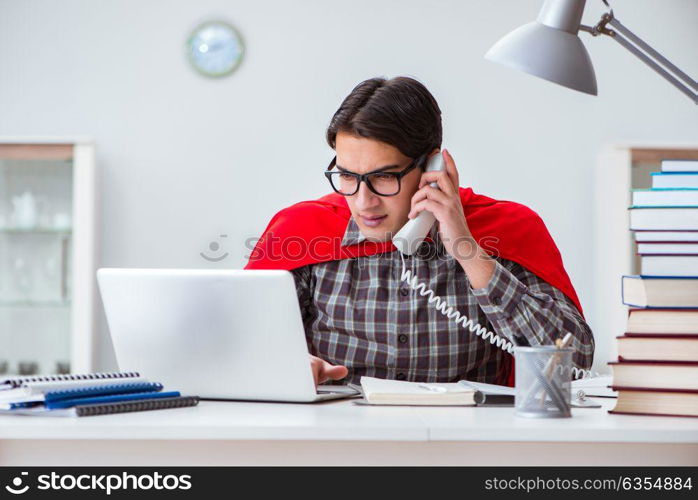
[309,354,348,387]
[408,149,472,260]
[408,149,495,289]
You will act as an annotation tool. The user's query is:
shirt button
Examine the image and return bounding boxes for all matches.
[396,372,407,381]
[400,288,409,296]
[398,334,408,344]
[492,296,502,306]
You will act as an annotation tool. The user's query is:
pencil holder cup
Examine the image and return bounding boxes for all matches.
[515,346,572,418]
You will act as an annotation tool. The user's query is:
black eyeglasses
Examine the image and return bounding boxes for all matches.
[324,154,426,197]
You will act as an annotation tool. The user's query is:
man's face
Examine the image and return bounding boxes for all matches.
[334,131,424,242]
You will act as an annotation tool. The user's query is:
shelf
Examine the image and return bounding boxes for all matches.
[0,300,71,308]
[0,227,72,235]
[0,138,96,374]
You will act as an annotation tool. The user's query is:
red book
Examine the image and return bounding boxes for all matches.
[609,386,698,418]
[627,308,698,334]
[608,360,698,392]
[616,334,698,362]
[634,230,698,243]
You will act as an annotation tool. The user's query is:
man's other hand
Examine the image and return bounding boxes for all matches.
[309,354,348,387]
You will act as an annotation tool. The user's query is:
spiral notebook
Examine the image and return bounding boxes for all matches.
[3,396,200,417]
[0,371,146,401]
[0,371,142,390]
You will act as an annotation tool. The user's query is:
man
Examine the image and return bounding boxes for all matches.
[245,76,595,387]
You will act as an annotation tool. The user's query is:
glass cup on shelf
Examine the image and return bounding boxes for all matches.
[55,361,70,374]
[12,257,34,302]
[11,191,39,230]
[52,212,72,231]
[17,361,39,376]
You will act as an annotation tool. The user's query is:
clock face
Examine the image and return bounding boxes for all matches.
[186,21,244,77]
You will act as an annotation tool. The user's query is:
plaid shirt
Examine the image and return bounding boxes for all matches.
[291,216,595,385]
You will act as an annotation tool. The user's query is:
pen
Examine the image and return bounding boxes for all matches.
[519,332,574,410]
[538,334,571,406]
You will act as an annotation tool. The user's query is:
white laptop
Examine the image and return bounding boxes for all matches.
[96,268,359,403]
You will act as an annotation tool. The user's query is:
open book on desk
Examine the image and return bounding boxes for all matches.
[356,376,617,406]
[357,377,515,406]
[462,378,617,400]
[571,375,617,398]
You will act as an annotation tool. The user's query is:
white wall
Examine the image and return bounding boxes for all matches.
[1,0,696,373]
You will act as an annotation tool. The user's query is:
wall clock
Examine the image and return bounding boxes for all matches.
[186,21,245,77]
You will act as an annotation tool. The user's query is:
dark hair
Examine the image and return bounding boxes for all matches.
[326,76,442,167]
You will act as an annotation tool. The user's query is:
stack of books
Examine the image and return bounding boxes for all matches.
[0,371,199,417]
[611,159,698,418]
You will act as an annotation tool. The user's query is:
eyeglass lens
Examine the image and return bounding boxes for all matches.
[330,171,400,196]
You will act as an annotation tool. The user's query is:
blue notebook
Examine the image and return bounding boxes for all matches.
[44,390,181,410]
[42,382,164,403]
[1,382,164,410]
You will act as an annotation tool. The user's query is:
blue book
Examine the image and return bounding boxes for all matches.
[45,390,181,410]
[661,160,698,173]
[651,172,698,189]
[632,188,698,207]
[621,275,698,309]
[1,382,164,410]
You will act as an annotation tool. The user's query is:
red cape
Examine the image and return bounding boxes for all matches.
[245,187,584,387]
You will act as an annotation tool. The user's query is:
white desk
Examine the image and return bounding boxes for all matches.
[1,397,696,466]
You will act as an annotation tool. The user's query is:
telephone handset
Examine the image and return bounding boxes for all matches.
[392,149,601,381]
[392,152,445,255]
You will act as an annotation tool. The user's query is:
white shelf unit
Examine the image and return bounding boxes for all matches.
[592,143,698,368]
[0,137,97,374]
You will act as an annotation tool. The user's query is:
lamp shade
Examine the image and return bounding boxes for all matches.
[485,16,598,95]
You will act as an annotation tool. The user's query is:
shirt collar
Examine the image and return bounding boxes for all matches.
[341,216,440,247]
[341,216,367,246]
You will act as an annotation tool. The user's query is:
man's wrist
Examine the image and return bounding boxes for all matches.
[455,239,495,289]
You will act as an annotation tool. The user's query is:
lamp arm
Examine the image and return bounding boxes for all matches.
[580,11,698,105]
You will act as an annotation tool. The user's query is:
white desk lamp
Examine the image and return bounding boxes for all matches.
[485,0,697,104]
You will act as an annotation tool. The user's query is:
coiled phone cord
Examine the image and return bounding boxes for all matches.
[398,252,602,380]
